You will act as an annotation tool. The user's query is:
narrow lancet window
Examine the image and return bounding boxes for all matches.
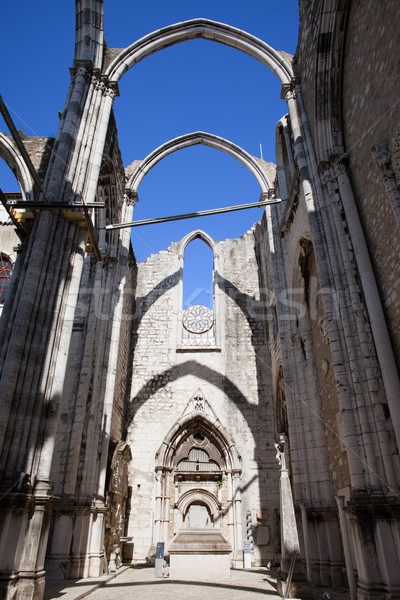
[181,234,215,347]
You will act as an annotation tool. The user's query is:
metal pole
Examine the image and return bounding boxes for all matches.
[105,198,280,231]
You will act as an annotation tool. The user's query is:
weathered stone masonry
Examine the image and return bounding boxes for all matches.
[0,2,400,600]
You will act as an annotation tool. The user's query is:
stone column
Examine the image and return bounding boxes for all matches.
[334,161,400,450]
[335,496,357,600]
[275,435,299,572]
[232,471,243,564]
[45,66,91,203]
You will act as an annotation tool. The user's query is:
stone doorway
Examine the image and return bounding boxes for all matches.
[154,391,243,564]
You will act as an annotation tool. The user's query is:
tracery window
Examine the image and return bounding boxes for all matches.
[0,254,13,304]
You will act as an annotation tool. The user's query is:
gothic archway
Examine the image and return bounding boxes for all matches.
[104,18,293,88]
[0,132,34,202]
[154,391,242,562]
[126,132,273,198]
[67,14,296,209]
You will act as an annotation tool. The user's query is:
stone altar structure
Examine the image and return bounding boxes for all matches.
[168,529,231,580]
[0,2,400,600]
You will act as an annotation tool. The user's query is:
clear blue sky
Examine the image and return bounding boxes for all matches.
[0,1,299,306]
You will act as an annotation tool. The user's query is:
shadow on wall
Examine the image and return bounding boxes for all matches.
[123,264,280,562]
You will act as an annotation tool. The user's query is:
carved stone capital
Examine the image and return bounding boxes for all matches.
[91,73,101,86]
[333,159,348,178]
[285,88,297,102]
[104,85,117,99]
[70,64,91,83]
[95,80,106,93]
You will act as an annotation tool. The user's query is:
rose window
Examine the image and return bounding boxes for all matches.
[182,305,214,334]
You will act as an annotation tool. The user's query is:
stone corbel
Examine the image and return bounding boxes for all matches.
[124,189,138,207]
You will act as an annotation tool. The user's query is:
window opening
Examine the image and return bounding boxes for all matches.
[181,236,215,347]
[0,254,13,303]
[182,237,213,309]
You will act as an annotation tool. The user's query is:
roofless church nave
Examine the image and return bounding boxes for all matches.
[1,2,400,599]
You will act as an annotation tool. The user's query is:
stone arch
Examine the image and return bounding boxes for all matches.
[177,489,220,517]
[154,405,242,549]
[177,230,218,346]
[156,411,241,474]
[104,18,294,88]
[126,132,273,197]
[178,229,215,255]
[0,132,34,202]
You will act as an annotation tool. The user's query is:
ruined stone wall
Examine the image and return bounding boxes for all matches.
[125,229,280,564]
[341,0,400,366]
[296,0,400,367]
[23,136,55,181]
[217,231,279,561]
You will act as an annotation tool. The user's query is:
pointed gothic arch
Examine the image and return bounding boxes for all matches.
[104,18,294,88]
[176,230,218,347]
[126,132,273,197]
[153,391,242,557]
[178,229,215,255]
[0,132,34,202]
[155,403,241,474]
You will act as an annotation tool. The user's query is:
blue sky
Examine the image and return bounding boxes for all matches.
[0,1,299,305]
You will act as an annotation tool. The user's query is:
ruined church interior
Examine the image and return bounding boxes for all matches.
[1,1,400,599]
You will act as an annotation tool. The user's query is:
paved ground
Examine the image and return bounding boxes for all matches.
[44,566,351,600]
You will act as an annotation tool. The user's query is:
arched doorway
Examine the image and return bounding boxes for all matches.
[154,390,243,563]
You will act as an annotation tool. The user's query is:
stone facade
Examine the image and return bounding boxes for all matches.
[125,230,279,565]
[0,3,400,600]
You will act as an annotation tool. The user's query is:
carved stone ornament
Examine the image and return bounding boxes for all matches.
[285,89,297,102]
[182,305,214,333]
[193,395,204,411]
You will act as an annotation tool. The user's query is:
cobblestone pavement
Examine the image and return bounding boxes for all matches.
[44,566,351,600]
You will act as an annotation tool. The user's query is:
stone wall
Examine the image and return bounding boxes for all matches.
[295,0,400,368]
[125,229,280,565]
[341,0,400,366]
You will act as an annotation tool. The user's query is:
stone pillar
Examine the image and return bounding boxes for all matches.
[336,496,357,600]
[0,209,87,599]
[334,161,400,450]
[232,472,243,565]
